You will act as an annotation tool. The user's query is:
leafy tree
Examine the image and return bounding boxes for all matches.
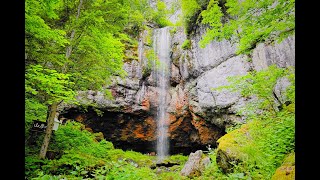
[200,0,295,54]
[150,0,173,27]
[204,65,295,179]
[180,0,201,35]
[25,64,77,158]
[214,65,294,117]
[25,97,48,132]
[25,0,132,159]
[124,0,148,36]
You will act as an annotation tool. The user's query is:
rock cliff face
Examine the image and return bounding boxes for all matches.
[58,9,295,155]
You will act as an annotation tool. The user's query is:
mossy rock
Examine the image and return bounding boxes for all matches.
[94,132,104,142]
[271,152,295,180]
[216,124,251,173]
[171,43,181,67]
[180,150,211,178]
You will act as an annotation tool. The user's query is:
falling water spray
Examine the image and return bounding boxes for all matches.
[153,27,171,163]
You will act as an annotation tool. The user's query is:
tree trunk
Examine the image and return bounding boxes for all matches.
[64,0,83,65]
[39,102,59,159]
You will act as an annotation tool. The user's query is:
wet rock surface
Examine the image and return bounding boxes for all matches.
[58,23,294,155]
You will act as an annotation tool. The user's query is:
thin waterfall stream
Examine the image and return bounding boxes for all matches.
[153,27,171,163]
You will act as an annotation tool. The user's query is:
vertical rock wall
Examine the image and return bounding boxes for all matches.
[58,1,295,155]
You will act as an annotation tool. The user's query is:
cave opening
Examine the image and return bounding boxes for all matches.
[59,108,217,156]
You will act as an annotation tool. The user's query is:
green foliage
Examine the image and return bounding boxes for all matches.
[25,0,69,66]
[170,26,177,35]
[151,0,173,27]
[144,27,153,46]
[107,149,155,167]
[180,0,201,34]
[124,0,173,34]
[26,121,110,178]
[198,106,295,179]
[71,31,127,90]
[200,0,295,54]
[25,64,76,105]
[25,97,47,131]
[143,49,162,78]
[225,110,294,179]
[167,154,189,164]
[225,122,243,133]
[194,149,225,179]
[25,120,159,179]
[213,65,294,117]
[25,155,50,178]
[25,0,133,103]
[93,159,157,180]
[93,107,104,117]
[205,65,295,179]
[181,39,191,50]
[284,66,295,104]
[52,121,114,153]
[32,174,80,180]
[199,0,224,46]
[157,171,186,180]
[123,0,149,36]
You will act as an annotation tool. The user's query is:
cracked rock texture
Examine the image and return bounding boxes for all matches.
[58,24,295,154]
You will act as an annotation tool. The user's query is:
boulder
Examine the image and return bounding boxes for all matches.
[180,150,210,177]
[216,124,251,173]
[273,77,293,107]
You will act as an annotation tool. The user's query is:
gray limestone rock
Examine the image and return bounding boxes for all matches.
[196,55,251,108]
[252,36,295,71]
[170,63,181,85]
[188,25,238,77]
[180,150,209,177]
[273,77,292,105]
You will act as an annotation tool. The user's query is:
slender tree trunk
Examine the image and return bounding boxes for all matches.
[63,0,83,73]
[39,0,83,160]
[39,102,59,159]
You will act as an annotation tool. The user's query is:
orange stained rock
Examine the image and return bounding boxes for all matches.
[121,116,156,141]
[133,124,145,139]
[190,113,214,144]
[168,116,183,134]
[188,104,196,114]
[141,99,150,111]
[173,91,189,117]
[142,117,156,140]
[120,121,133,141]
[182,122,192,132]
[163,113,173,126]
[75,114,86,122]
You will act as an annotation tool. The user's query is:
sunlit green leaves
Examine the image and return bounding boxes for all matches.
[25,64,76,105]
[215,65,293,116]
[200,0,295,54]
[180,0,201,34]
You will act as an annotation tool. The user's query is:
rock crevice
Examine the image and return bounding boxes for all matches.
[59,23,295,155]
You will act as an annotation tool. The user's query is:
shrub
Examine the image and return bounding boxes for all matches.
[180,0,201,35]
[208,65,295,179]
[181,39,191,50]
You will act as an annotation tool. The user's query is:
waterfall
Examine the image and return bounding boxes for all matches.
[153,27,171,163]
